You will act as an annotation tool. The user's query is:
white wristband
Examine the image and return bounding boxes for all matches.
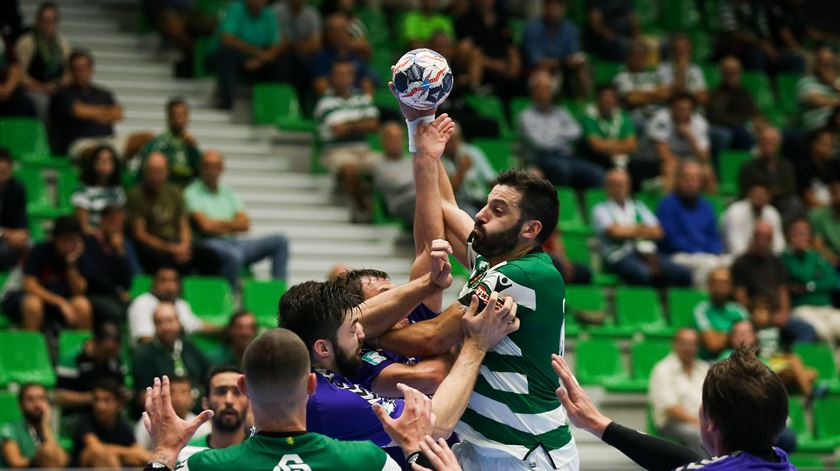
[406,116,435,153]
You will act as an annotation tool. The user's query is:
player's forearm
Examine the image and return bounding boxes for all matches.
[413,150,445,252]
[377,303,464,356]
[361,274,439,338]
[431,341,486,439]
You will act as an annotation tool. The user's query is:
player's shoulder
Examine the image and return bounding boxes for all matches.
[499,252,561,281]
[178,442,248,471]
[310,434,389,469]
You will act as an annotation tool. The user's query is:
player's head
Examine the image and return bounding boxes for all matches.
[241,329,315,415]
[334,268,393,301]
[18,383,49,423]
[278,281,365,377]
[473,170,559,258]
[203,365,250,433]
[700,348,788,456]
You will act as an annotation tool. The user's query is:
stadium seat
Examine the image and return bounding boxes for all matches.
[777,73,803,119]
[471,138,513,172]
[790,396,837,453]
[449,254,471,280]
[705,193,729,219]
[793,343,840,392]
[592,61,623,85]
[0,118,67,168]
[183,276,235,325]
[556,187,587,234]
[565,285,607,337]
[814,396,840,446]
[574,339,629,387]
[58,330,91,364]
[465,95,514,140]
[607,340,672,393]
[717,150,752,196]
[57,167,80,214]
[658,0,700,31]
[129,274,153,299]
[191,331,224,359]
[357,8,389,48]
[561,233,592,270]
[789,455,823,469]
[243,279,287,328]
[667,288,706,328]
[742,71,775,113]
[702,64,721,89]
[373,88,400,112]
[510,96,531,130]
[0,391,21,424]
[15,168,63,219]
[372,190,405,227]
[252,83,315,132]
[583,188,606,223]
[0,331,56,387]
[592,287,669,337]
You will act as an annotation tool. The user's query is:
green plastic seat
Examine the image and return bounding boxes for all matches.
[57,167,80,214]
[793,343,840,391]
[790,396,837,453]
[183,276,235,326]
[702,65,721,90]
[629,340,671,384]
[471,138,513,172]
[667,288,706,328]
[592,287,668,338]
[657,0,700,31]
[592,61,623,85]
[252,83,315,132]
[742,71,775,113]
[814,396,840,446]
[0,118,67,168]
[58,330,92,364]
[789,455,823,469]
[556,187,587,233]
[129,274,153,299]
[373,88,400,111]
[465,95,514,140]
[0,331,56,387]
[190,331,224,359]
[565,285,606,337]
[357,8,389,48]
[718,150,752,196]
[583,188,607,223]
[777,73,803,119]
[243,279,287,328]
[705,193,729,219]
[562,233,592,269]
[0,391,21,424]
[15,168,62,219]
[575,339,629,387]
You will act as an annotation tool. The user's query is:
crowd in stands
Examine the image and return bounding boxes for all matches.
[1,0,840,468]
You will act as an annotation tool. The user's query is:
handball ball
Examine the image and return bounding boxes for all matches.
[392,48,454,111]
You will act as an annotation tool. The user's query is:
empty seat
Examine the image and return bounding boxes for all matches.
[183,276,235,326]
[718,150,752,196]
[574,339,628,387]
[0,391,21,424]
[252,83,315,132]
[667,288,707,328]
[471,138,513,172]
[793,343,840,391]
[243,279,287,328]
[0,331,56,387]
[58,330,92,365]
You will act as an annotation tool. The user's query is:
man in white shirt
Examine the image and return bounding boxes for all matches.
[656,34,708,105]
[592,169,692,286]
[722,179,785,256]
[134,376,210,450]
[127,267,220,344]
[649,328,709,457]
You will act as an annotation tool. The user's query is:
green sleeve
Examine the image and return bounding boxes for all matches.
[815,255,838,292]
[219,3,241,36]
[580,116,598,138]
[338,441,389,470]
[620,112,636,137]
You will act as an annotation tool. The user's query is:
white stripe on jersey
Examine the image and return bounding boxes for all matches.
[480,366,529,394]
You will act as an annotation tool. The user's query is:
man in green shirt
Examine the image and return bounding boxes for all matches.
[136,98,202,187]
[692,266,748,360]
[581,84,637,168]
[0,384,67,468]
[402,0,455,49]
[783,218,840,343]
[180,366,249,459]
[185,150,288,288]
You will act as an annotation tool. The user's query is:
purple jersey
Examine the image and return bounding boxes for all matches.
[672,448,794,471]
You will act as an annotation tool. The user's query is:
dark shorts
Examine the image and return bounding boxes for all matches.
[2,291,62,325]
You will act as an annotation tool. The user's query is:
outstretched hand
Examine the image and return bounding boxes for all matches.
[551,354,611,438]
[373,383,436,458]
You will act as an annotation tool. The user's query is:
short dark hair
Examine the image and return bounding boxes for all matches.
[491,170,559,244]
[745,176,771,192]
[51,216,82,239]
[93,320,122,343]
[596,83,617,96]
[69,49,94,67]
[0,147,13,165]
[277,281,361,352]
[669,91,696,107]
[243,328,310,395]
[36,2,58,20]
[333,269,391,299]
[80,145,122,186]
[167,97,188,115]
[92,378,123,401]
[702,348,788,454]
[18,383,46,403]
[224,310,256,346]
[204,365,243,398]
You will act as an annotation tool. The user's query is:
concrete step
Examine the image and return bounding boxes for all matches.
[222,174,329,190]
[248,206,350,223]
[125,108,233,125]
[97,63,174,78]
[291,241,397,258]
[249,224,401,243]
[240,191,329,207]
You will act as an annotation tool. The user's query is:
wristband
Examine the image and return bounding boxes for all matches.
[406,116,435,153]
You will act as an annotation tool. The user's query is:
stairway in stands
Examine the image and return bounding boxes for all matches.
[18,0,414,286]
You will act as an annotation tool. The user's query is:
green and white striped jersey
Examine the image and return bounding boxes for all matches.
[455,250,575,466]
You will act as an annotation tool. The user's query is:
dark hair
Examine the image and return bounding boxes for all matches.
[80,145,122,186]
[92,378,123,400]
[51,216,82,238]
[166,97,188,115]
[331,59,356,73]
[170,376,192,388]
[333,269,391,299]
[596,83,617,96]
[93,320,122,343]
[223,310,256,346]
[36,2,58,20]
[0,147,12,165]
[69,49,94,67]
[277,281,361,352]
[491,170,559,244]
[243,328,310,395]
[785,216,810,235]
[702,348,788,454]
[18,383,46,403]
[745,176,771,192]
[204,365,243,398]
[669,91,696,107]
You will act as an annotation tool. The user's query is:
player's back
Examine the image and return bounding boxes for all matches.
[179,431,397,471]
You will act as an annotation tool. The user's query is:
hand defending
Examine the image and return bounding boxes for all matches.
[551,354,611,438]
[462,292,520,351]
[429,239,453,289]
[373,383,435,456]
[412,436,463,471]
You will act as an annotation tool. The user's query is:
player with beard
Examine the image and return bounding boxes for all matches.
[178,366,250,460]
[277,277,519,465]
[375,98,575,469]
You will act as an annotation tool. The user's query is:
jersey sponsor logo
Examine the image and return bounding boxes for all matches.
[362,351,388,366]
[316,369,399,415]
[273,454,313,471]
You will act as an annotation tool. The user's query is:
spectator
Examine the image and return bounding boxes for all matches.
[523,0,589,97]
[186,149,288,288]
[707,56,762,152]
[614,41,667,131]
[0,384,68,468]
[180,366,249,455]
[311,14,376,96]
[656,34,708,106]
[402,0,455,49]
[717,0,805,74]
[72,379,149,468]
[135,98,202,188]
[649,328,709,457]
[127,266,219,344]
[811,178,840,269]
[796,129,839,209]
[55,320,126,413]
[440,122,496,217]
[134,376,209,451]
[0,30,36,117]
[783,218,840,343]
[72,145,125,234]
[0,148,29,270]
[592,169,691,286]
[131,302,211,406]
[274,0,322,109]
[581,83,637,169]
[83,205,134,322]
[140,0,216,76]
[543,229,593,285]
[738,127,798,215]
[1,216,92,333]
[658,161,729,287]
[583,0,639,62]
[731,220,818,347]
[14,2,70,119]
[455,0,522,100]
[213,310,257,366]
[212,0,282,110]
[692,267,748,360]
[722,179,785,256]
[519,70,603,189]
[371,122,414,225]
[643,93,714,193]
[797,46,840,131]
[126,152,195,275]
[314,60,379,220]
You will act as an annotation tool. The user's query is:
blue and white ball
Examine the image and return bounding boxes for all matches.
[392,48,454,111]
